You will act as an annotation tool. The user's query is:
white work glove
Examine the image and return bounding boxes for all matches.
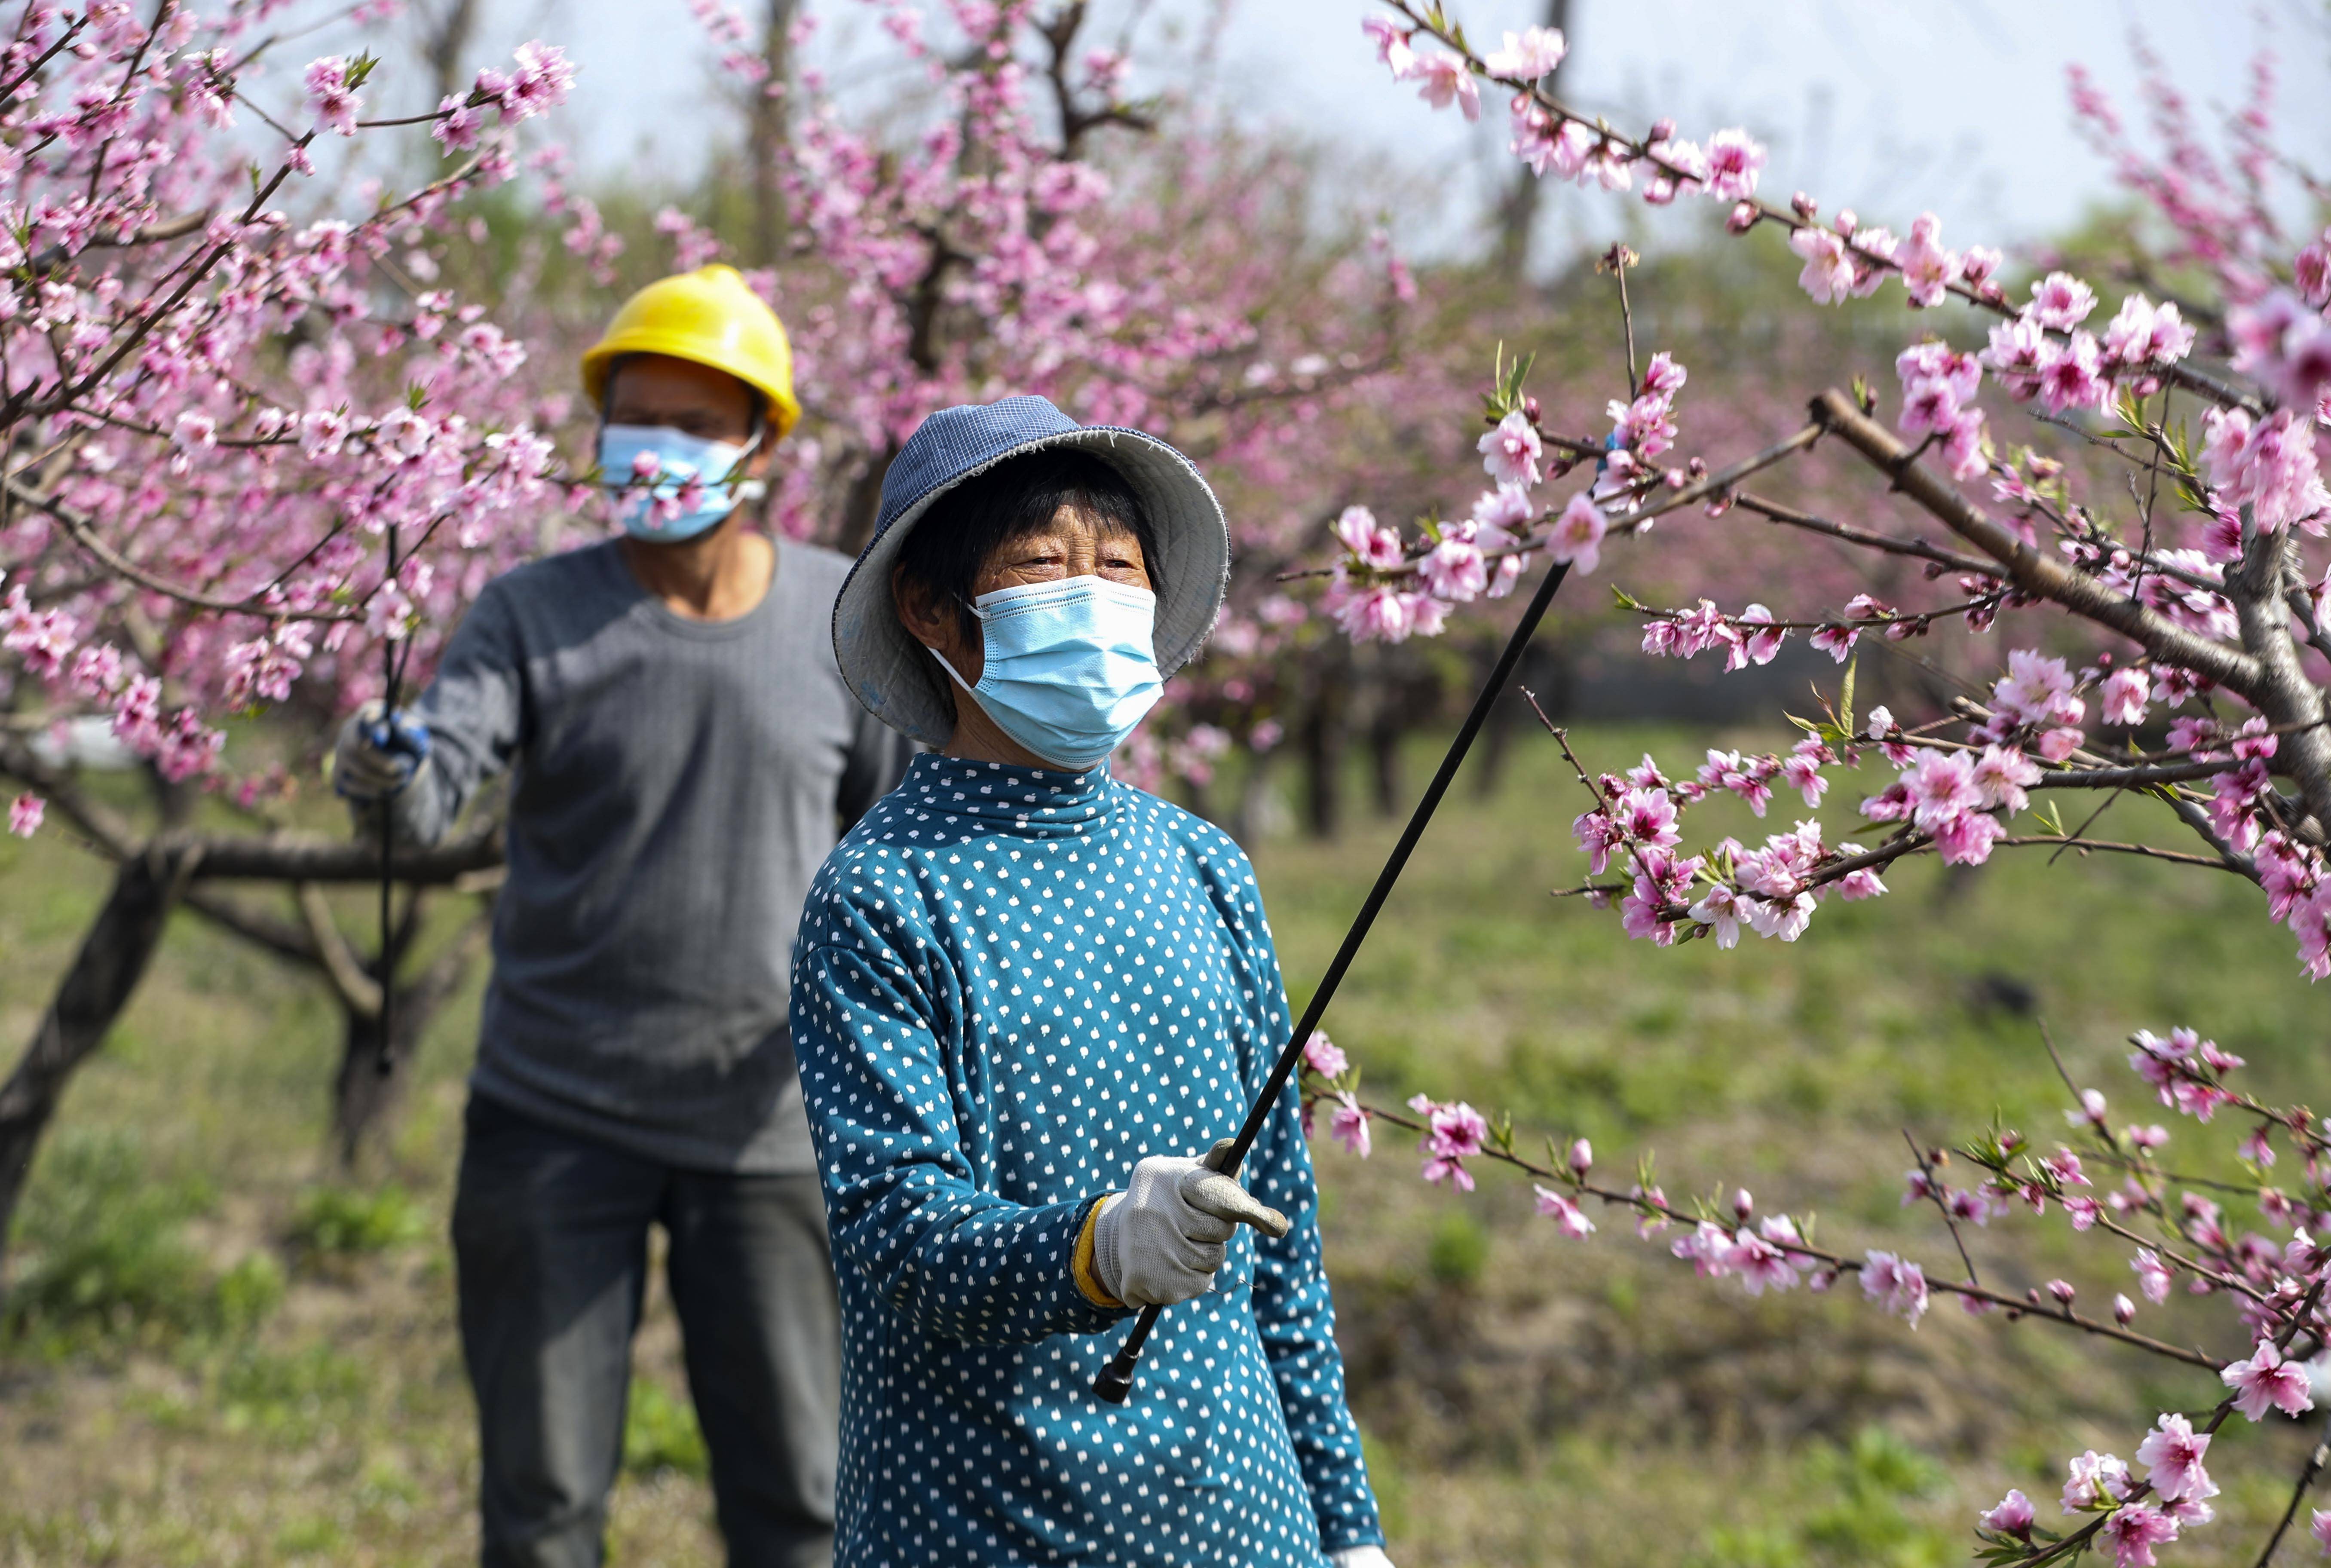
[1093,1141,1290,1308]
[331,701,432,802]
[1330,1548,1397,1568]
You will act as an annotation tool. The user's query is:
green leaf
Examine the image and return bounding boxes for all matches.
[1839,656,1857,738]
[1504,349,1536,406]
[1609,584,1647,610]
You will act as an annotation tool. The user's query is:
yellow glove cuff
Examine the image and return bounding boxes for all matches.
[1072,1193,1125,1309]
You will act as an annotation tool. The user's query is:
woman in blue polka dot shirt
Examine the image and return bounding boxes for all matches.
[791,397,1392,1567]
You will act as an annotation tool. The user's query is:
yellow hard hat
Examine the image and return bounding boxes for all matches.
[580,264,800,437]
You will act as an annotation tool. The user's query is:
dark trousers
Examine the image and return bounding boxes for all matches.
[451,1093,839,1568]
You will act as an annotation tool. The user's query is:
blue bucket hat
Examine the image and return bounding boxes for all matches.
[832,395,1230,747]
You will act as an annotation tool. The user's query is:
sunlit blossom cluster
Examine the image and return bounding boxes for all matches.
[1312,13,2331,1561]
[0,4,573,822]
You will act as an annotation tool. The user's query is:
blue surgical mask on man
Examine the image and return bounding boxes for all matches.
[598,423,766,541]
[928,576,1163,772]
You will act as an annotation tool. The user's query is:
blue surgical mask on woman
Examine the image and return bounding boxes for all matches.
[928,575,1163,771]
[598,423,765,541]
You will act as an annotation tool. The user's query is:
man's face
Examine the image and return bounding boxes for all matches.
[604,353,765,466]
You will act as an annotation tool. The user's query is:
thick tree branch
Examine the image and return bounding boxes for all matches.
[6,473,359,624]
[1811,389,2267,700]
[181,885,319,965]
[2227,515,2331,837]
[189,825,504,883]
[295,882,383,1018]
[0,734,139,854]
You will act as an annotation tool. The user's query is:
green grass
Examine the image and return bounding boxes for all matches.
[2,718,2323,1565]
[289,1183,431,1261]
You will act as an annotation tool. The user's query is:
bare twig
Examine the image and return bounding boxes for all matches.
[1903,1127,1981,1285]
[1335,1095,2224,1370]
[2253,1409,2331,1567]
[1732,491,1995,576]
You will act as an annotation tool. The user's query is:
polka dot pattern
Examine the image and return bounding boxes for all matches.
[790,753,1384,1566]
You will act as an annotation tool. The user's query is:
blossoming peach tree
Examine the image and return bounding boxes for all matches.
[1299,6,2331,1564]
[0,0,1416,1257]
[0,0,577,1237]
[681,0,1419,795]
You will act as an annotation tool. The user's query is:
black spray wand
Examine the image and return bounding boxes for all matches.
[1093,556,1574,1404]
[373,521,411,1078]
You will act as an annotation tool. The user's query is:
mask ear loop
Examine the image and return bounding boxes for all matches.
[927,645,976,693]
[925,592,986,692]
[723,431,767,504]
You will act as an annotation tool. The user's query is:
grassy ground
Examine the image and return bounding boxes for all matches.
[2,718,2324,1566]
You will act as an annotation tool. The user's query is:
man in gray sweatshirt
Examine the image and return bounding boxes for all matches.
[334,266,907,1568]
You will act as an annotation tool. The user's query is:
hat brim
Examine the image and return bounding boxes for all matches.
[831,426,1230,748]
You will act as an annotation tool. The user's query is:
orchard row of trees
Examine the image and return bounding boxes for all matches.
[12,4,2326,1557]
[0,0,1889,1252]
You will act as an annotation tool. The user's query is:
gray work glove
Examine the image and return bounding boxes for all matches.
[331,700,432,802]
[1093,1141,1290,1309]
[1330,1548,1397,1568]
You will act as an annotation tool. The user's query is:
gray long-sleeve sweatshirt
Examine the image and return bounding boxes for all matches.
[386,536,911,1172]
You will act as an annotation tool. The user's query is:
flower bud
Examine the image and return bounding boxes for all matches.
[1731,1187,1754,1223]
[1522,395,1542,422]
[1726,201,1757,234]
[1648,117,1676,144]
[1567,1138,1593,1177]
[2047,1278,2076,1305]
[1833,208,1856,234]
[2113,1292,2136,1325]
[1790,190,1817,220]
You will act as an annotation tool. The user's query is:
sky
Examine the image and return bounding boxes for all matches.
[368,0,2331,263]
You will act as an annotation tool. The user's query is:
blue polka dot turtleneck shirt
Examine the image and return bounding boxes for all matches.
[790,753,1384,1567]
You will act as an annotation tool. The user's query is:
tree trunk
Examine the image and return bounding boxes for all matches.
[420,0,484,106]
[331,909,489,1167]
[836,441,897,556]
[0,839,200,1269]
[1369,695,1406,818]
[748,0,801,265]
[1477,637,1569,798]
[1489,0,1574,281]
[1230,748,1280,848]
[1301,653,1350,840]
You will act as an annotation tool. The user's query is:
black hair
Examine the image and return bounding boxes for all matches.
[893,447,1159,647]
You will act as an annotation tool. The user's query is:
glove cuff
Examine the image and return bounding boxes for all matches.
[1075,1194,1125,1308]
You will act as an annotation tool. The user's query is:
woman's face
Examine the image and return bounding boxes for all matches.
[972,505,1152,598]
[896,504,1151,687]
